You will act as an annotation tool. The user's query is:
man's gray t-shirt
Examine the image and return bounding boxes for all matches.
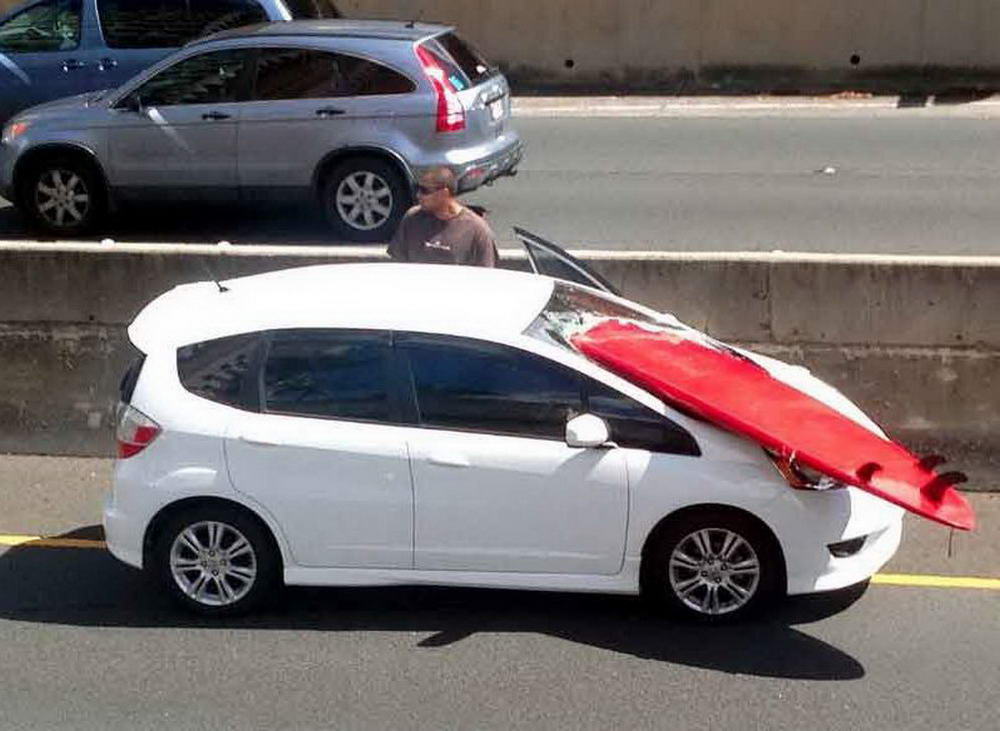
[387,207,498,266]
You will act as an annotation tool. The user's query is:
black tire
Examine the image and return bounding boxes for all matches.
[640,508,783,623]
[17,154,107,236]
[320,155,410,242]
[153,505,280,617]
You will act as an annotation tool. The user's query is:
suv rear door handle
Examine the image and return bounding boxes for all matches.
[201,111,231,121]
[315,107,346,117]
[61,59,86,72]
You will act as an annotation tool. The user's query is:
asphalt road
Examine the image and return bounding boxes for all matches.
[3,98,1000,254]
[1,455,997,730]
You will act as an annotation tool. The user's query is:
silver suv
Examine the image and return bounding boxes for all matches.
[0,20,522,240]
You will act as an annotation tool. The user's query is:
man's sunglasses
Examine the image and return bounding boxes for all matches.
[417,184,446,196]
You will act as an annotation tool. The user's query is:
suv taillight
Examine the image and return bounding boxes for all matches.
[415,44,466,133]
[116,404,161,459]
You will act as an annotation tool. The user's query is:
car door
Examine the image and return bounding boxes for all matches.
[225,329,414,569]
[515,227,623,296]
[0,0,99,123]
[91,0,270,90]
[397,332,629,575]
[238,45,416,193]
[105,47,251,197]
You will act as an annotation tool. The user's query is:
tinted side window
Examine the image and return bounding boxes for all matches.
[402,335,583,439]
[133,49,250,107]
[253,48,414,100]
[97,0,266,49]
[263,330,392,422]
[283,0,342,19]
[0,0,81,53]
[586,382,700,456]
[177,333,259,409]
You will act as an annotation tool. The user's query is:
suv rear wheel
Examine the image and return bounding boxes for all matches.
[18,155,106,236]
[321,156,410,242]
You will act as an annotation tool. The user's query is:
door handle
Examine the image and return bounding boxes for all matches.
[201,111,231,121]
[238,435,279,448]
[98,57,118,72]
[61,59,86,72]
[315,107,346,117]
[428,453,471,468]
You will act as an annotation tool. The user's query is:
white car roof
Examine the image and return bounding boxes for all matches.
[129,263,556,351]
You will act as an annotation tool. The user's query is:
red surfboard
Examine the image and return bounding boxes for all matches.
[571,320,976,531]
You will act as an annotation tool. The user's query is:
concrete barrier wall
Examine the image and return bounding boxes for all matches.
[342,0,1000,90]
[4,0,999,90]
[1,243,997,485]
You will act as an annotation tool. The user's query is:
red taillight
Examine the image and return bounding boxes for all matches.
[416,44,466,133]
[116,404,161,459]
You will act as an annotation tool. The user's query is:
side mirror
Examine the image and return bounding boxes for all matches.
[565,414,612,449]
[118,94,143,114]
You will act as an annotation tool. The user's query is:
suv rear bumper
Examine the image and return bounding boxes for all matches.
[454,137,523,192]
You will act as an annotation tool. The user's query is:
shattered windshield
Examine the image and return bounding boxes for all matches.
[525,281,683,352]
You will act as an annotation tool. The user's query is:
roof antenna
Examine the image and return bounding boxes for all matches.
[405,10,424,28]
[200,242,231,293]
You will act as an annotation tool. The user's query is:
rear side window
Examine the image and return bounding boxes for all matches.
[177,333,259,409]
[0,0,82,52]
[96,0,267,49]
[253,48,414,100]
[263,330,393,422]
[586,382,700,456]
[401,334,583,439]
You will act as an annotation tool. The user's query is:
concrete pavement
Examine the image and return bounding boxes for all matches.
[0,453,997,730]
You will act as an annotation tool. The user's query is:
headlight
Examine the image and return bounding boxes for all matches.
[765,449,846,491]
[2,121,29,144]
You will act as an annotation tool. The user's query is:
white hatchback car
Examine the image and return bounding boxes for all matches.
[104,257,904,621]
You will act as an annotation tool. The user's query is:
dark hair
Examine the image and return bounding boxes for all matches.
[420,166,458,195]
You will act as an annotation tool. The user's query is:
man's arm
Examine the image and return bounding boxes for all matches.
[387,214,410,261]
[471,220,499,268]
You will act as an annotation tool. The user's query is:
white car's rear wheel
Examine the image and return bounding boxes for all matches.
[154,506,280,616]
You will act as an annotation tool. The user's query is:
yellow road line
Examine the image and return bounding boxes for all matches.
[0,534,106,549]
[0,534,998,590]
[871,573,1000,591]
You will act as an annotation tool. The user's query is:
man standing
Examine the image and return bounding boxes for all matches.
[387,167,499,267]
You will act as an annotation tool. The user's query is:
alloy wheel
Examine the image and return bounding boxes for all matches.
[169,520,258,607]
[34,168,90,229]
[334,171,394,231]
[668,527,761,616]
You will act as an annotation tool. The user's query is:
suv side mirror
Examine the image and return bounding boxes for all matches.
[565,414,612,448]
[118,94,143,114]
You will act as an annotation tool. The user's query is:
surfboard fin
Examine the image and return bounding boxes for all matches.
[923,471,968,501]
[917,454,947,471]
[856,462,882,483]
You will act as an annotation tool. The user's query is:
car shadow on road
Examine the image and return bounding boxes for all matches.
[0,199,360,247]
[0,527,867,681]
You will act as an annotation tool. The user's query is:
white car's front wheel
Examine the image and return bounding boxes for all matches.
[641,509,783,623]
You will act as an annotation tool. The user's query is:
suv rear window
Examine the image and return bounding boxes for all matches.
[420,32,496,90]
[434,32,495,86]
